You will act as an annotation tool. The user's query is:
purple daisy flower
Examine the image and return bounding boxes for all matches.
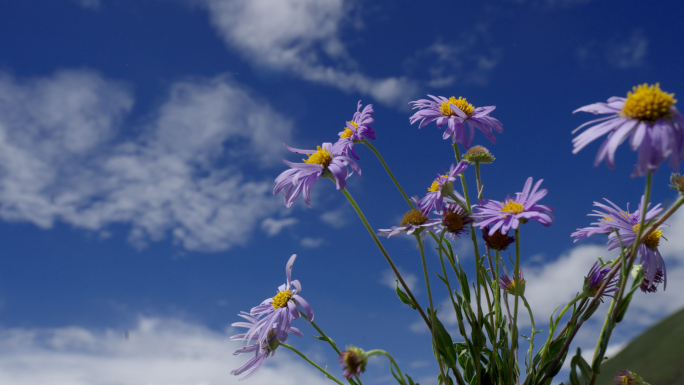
[409,95,503,148]
[481,227,515,251]
[245,254,314,347]
[438,203,474,239]
[583,262,618,301]
[474,177,554,236]
[274,141,360,208]
[378,198,441,241]
[572,198,667,293]
[230,312,303,380]
[418,162,468,216]
[336,101,375,160]
[573,83,684,177]
[499,269,525,296]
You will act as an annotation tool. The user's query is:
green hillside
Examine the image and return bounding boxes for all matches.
[593,306,684,385]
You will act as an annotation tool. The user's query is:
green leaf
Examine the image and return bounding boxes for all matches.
[395,280,417,310]
[428,308,457,368]
[312,335,334,345]
[437,373,454,385]
[406,374,417,385]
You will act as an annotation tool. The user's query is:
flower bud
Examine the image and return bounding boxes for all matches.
[670,173,684,194]
[463,145,495,164]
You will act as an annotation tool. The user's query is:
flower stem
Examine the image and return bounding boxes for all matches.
[280,343,346,385]
[416,234,448,383]
[367,350,407,385]
[361,139,415,211]
[510,228,521,385]
[299,309,341,355]
[340,187,432,330]
[521,295,536,375]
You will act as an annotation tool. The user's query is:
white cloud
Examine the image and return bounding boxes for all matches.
[319,207,349,228]
[261,217,299,236]
[380,268,420,295]
[404,24,502,88]
[72,0,101,9]
[300,237,324,248]
[0,70,294,252]
[196,0,419,107]
[0,317,327,385]
[575,29,648,70]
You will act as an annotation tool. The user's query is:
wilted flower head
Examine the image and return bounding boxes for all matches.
[474,177,554,235]
[482,227,515,251]
[337,101,375,160]
[339,346,368,379]
[573,83,684,177]
[670,172,684,193]
[418,162,468,216]
[463,145,495,164]
[439,204,474,239]
[245,255,314,347]
[614,370,649,385]
[274,142,360,208]
[409,95,503,148]
[500,269,525,296]
[378,198,441,241]
[583,262,618,301]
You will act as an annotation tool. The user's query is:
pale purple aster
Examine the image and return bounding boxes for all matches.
[409,95,503,148]
[474,177,554,236]
[336,101,375,160]
[418,162,468,216]
[573,83,684,177]
[230,312,303,380]
[583,262,618,301]
[573,198,668,293]
[274,141,360,208]
[245,254,314,347]
[378,197,441,241]
[437,203,474,239]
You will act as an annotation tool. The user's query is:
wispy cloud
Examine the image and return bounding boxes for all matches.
[72,0,101,9]
[300,237,324,248]
[0,70,294,252]
[0,317,326,384]
[195,0,419,108]
[261,218,299,236]
[576,29,649,70]
[380,268,420,295]
[404,24,502,88]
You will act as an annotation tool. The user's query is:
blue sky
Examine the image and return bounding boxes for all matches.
[1,0,683,384]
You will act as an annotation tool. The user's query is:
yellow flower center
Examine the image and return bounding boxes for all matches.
[340,121,358,139]
[501,200,524,215]
[632,224,663,249]
[303,146,333,167]
[400,210,429,227]
[428,174,449,192]
[272,290,292,309]
[439,96,475,117]
[443,212,464,233]
[621,83,676,121]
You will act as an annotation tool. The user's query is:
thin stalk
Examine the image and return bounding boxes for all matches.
[510,228,521,385]
[367,350,406,385]
[299,309,341,355]
[416,234,448,383]
[340,187,432,330]
[521,295,536,375]
[538,294,584,367]
[361,139,415,210]
[281,343,346,385]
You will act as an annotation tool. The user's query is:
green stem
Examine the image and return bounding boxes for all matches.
[299,310,341,355]
[510,228,521,385]
[367,350,407,385]
[281,343,346,385]
[340,187,432,330]
[521,295,536,375]
[361,139,415,211]
[538,294,583,368]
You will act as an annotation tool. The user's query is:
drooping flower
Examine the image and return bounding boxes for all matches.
[482,227,515,251]
[338,346,368,379]
[230,312,303,380]
[438,203,474,239]
[571,198,668,293]
[378,198,441,241]
[583,262,618,301]
[573,83,684,177]
[499,269,525,296]
[474,177,554,236]
[245,254,314,347]
[409,95,503,148]
[274,142,360,208]
[418,162,468,216]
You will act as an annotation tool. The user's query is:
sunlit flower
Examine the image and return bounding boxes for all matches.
[245,255,314,347]
[274,142,360,208]
[572,198,668,293]
[336,101,375,160]
[583,262,618,301]
[378,198,441,241]
[409,95,503,148]
[230,312,303,380]
[418,162,468,216]
[474,177,554,235]
[438,203,474,239]
[573,83,684,177]
[338,346,368,379]
[482,227,515,251]
[499,269,525,296]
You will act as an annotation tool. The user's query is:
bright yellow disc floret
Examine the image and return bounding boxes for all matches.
[272,290,292,309]
[621,83,676,121]
[303,146,333,167]
[439,96,475,117]
[340,121,358,139]
[501,200,524,215]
